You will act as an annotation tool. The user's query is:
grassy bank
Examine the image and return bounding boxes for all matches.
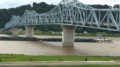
[0,54,120,62]
[1,65,120,67]
[3,30,120,37]
[19,31,120,37]
[0,37,39,41]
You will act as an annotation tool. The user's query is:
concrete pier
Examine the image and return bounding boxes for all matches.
[9,27,19,36]
[26,26,34,37]
[62,26,75,47]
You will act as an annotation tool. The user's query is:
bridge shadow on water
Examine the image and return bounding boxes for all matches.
[29,41,62,49]
[28,41,87,56]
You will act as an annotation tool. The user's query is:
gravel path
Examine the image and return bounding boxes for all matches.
[0,61,120,66]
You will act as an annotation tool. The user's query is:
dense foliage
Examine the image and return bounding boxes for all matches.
[0,2,120,34]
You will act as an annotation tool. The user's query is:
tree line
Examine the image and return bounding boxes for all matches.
[0,2,120,33]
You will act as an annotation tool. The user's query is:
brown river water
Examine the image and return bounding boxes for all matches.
[0,34,120,56]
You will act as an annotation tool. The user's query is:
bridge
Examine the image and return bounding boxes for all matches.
[4,0,120,47]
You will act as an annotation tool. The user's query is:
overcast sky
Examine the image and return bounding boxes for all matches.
[0,0,120,9]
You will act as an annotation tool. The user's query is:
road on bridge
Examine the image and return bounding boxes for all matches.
[0,61,120,66]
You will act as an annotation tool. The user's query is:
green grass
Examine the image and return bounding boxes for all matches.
[4,30,120,37]
[1,65,120,67]
[0,54,120,62]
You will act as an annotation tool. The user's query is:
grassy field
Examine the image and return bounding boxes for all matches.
[0,54,119,62]
[1,65,120,67]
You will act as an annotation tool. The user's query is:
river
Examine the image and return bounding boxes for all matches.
[0,34,120,56]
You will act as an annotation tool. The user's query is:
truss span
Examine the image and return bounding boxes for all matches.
[4,0,120,31]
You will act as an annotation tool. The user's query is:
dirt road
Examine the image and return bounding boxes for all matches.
[0,61,120,66]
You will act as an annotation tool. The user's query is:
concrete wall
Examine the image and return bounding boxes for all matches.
[62,26,75,47]
[26,25,34,37]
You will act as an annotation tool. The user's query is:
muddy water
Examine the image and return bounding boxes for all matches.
[0,40,120,56]
[0,34,120,56]
[0,41,87,56]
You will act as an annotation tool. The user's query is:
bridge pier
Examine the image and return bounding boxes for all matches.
[9,27,19,36]
[62,26,75,47]
[26,25,34,37]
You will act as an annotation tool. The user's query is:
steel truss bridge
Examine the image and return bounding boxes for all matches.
[4,0,120,31]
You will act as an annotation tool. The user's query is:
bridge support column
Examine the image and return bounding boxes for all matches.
[9,27,19,36]
[26,25,34,37]
[62,26,75,47]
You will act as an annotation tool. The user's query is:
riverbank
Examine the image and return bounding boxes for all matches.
[0,65,120,67]
[0,54,119,62]
[0,37,97,42]
[0,61,120,67]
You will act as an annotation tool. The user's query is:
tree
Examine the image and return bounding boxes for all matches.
[113,4,120,8]
[0,2,119,34]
